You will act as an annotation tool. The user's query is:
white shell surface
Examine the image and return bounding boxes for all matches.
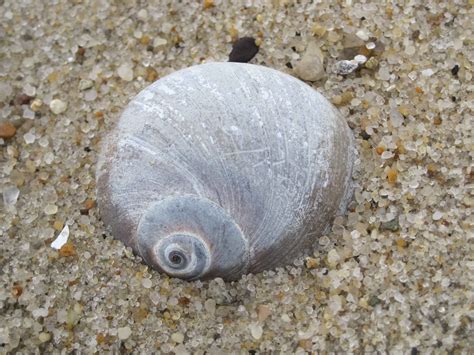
[97,62,355,280]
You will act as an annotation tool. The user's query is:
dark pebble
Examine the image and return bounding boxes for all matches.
[360,130,371,140]
[380,218,400,232]
[228,37,259,63]
[15,93,33,105]
[451,64,459,77]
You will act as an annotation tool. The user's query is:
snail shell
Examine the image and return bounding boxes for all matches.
[97,62,355,281]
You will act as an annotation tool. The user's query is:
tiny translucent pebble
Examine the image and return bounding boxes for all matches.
[117,63,134,81]
[171,332,184,343]
[421,69,434,77]
[50,99,67,114]
[354,55,367,64]
[204,299,216,314]
[366,42,376,49]
[44,152,55,164]
[117,326,132,340]
[356,29,369,41]
[38,332,51,343]
[153,37,168,47]
[84,89,97,101]
[23,132,35,144]
[142,278,152,288]
[249,323,263,340]
[51,225,69,249]
[381,151,395,159]
[432,211,443,220]
[3,186,20,206]
[44,204,58,215]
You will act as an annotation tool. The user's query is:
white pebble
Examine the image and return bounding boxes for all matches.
[421,68,434,77]
[50,99,67,114]
[44,204,58,215]
[117,326,132,340]
[142,278,152,288]
[38,332,51,343]
[294,41,325,81]
[117,63,134,81]
[432,211,443,220]
[354,54,367,64]
[204,299,216,314]
[78,79,94,91]
[171,332,184,343]
[153,37,168,47]
[356,29,370,41]
[3,186,20,206]
[23,131,35,144]
[249,323,263,340]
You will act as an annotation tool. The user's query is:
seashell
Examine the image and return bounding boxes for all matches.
[96,62,355,281]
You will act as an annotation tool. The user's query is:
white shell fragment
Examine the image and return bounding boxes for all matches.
[51,225,69,250]
[97,62,355,281]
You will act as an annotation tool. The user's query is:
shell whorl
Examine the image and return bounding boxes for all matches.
[96,62,355,281]
[137,195,248,280]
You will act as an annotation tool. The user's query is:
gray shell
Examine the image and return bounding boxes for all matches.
[96,62,355,281]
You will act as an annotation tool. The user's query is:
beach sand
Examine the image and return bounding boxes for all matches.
[1,0,472,353]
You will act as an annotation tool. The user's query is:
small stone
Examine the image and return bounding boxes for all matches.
[0,122,16,139]
[229,37,259,63]
[249,323,263,340]
[11,285,23,298]
[451,64,460,77]
[354,54,367,64]
[334,60,358,75]
[30,98,43,112]
[50,99,68,114]
[305,257,318,269]
[23,131,35,144]
[171,332,184,343]
[142,278,152,288]
[327,249,340,265]
[15,93,33,105]
[38,332,51,343]
[364,57,379,69]
[146,67,159,82]
[294,41,325,81]
[78,79,94,91]
[117,326,132,340]
[396,239,408,248]
[387,168,398,184]
[117,63,134,81]
[3,186,20,206]
[44,204,58,215]
[380,218,400,232]
[204,298,216,314]
[84,89,97,101]
[203,0,214,9]
[421,68,434,77]
[153,37,168,47]
[59,242,76,257]
[312,24,327,37]
[432,211,443,221]
[356,29,370,41]
[257,304,272,322]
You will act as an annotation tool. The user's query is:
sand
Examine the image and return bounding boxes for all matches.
[0,0,473,353]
